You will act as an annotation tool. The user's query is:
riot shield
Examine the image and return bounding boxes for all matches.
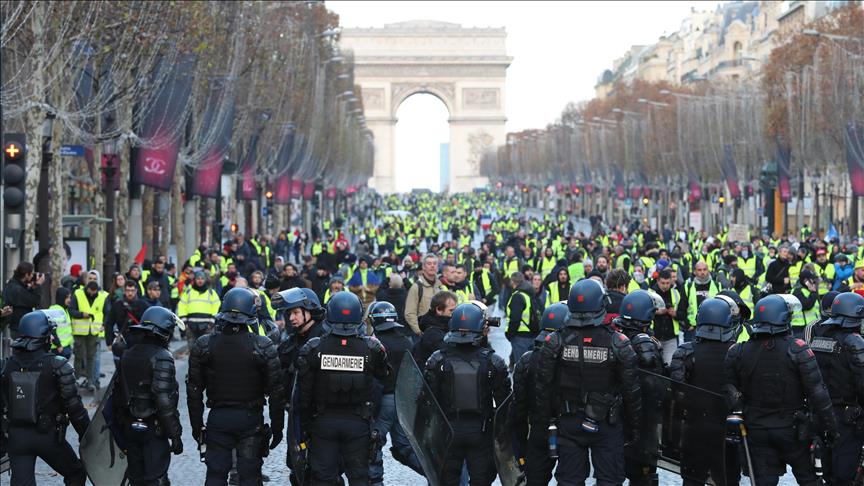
[492,393,526,486]
[395,353,453,486]
[625,370,732,486]
[79,374,128,485]
[1,453,9,474]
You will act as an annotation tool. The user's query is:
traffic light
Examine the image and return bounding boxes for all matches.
[642,197,649,207]
[265,190,274,200]
[230,223,238,233]
[3,133,27,215]
[718,196,726,208]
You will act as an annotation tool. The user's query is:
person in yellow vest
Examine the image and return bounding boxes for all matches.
[50,287,74,359]
[812,248,837,297]
[323,274,346,304]
[677,261,721,343]
[536,247,558,279]
[505,272,538,367]
[545,267,571,308]
[649,268,682,363]
[791,269,821,339]
[70,281,109,391]
[178,270,221,347]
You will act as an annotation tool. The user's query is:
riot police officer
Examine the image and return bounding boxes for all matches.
[1,311,90,486]
[534,279,641,486]
[273,287,327,484]
[513,302,569,486]
[366,301,424,484]
[296,291,389,485]
[670,297,742,486]
[810,292,864,486]
[114,306,184,486]
[187,287,285,486]
[424,301,511,486]
[724,294,838,486]
[613,290,663,486]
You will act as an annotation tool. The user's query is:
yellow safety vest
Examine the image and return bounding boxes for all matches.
[815,262,835,296]
[71,289,108,337]
[177,287,220,320]
[791,288,820,328]
[507,290,532,333]
[545,283,564,308]
[49,304,74,348]
[503,259,520,279]
[737,256,757,280]
[259,290,276,320]
[686,280,720,326]
[567,262,585,282]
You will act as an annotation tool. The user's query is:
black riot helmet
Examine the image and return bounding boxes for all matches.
[567,279,609,327]
[275,287,325,321]
[11,311,56,351]
[132,306,184,342]
[367,301,402,332]
[695,297,737,342]
[445,302,486,346]
[820,290,840,318]
[217,287,259,328]
[617,290,658,333]
[751,294,800,335]
[718,289,751,322]
[825,292,864,329]
[536,303,570,345]
[326,291,365,336]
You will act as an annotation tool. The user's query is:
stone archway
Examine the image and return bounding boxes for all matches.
[340,20,511,193]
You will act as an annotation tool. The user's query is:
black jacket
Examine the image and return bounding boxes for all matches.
[413,312,450,369]
[765,259,791,294]
[375,287,408,324]
[104,297,149,346]
[1,278,43,332]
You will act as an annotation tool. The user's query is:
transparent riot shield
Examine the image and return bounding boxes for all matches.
[79,374,128,485]
[625,370,732,486]
[395,353,453,486]
[286,374,309,486]
[492,393,526,486]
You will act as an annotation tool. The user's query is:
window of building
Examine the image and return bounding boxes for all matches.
[733,41,743,59]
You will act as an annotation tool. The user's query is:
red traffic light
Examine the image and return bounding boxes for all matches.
[265,190,274,199]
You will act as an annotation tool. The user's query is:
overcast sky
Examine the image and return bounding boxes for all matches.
[327,0,713,191]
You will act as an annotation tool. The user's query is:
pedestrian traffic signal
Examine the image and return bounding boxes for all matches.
[3,133,27,215]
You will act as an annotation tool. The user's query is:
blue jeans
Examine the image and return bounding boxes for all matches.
[509,335,535,367]
[370,394,423,484]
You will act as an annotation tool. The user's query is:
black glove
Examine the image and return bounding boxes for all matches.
[270,429,283,450]
[170,437,183,455]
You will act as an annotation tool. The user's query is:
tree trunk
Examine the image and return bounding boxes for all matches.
[48,105,66,299]
[142,187,154,260]
[90,112,105,277]
[171,160,185,265]
[22,1,47,261]
[116,70,133,273]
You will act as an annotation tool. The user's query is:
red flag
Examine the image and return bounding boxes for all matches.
[134,244,147,265]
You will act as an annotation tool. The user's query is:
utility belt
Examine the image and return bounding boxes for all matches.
[10,412,70,445]
[558,392,622,426]
[314,401,373,421]
[208,400,265,411]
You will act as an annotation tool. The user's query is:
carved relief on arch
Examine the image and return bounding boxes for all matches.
[391,82,455,115]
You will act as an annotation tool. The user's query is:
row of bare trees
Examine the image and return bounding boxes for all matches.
[1,1,372,288]
[482,6,863,233]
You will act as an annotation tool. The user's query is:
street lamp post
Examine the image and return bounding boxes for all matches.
[38,116,55,253]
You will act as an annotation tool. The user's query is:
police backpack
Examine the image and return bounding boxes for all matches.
[3,356,49,425]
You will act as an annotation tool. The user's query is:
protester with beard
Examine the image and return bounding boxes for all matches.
[105,281,148,358]
[594,255,610,280]
[412,290,458,368]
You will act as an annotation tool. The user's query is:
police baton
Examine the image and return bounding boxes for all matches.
[727,414,756,486]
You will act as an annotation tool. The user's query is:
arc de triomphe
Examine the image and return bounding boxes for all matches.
[340,20,511,193]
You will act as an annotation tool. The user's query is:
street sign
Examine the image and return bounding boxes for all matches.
[60,145,85,157]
